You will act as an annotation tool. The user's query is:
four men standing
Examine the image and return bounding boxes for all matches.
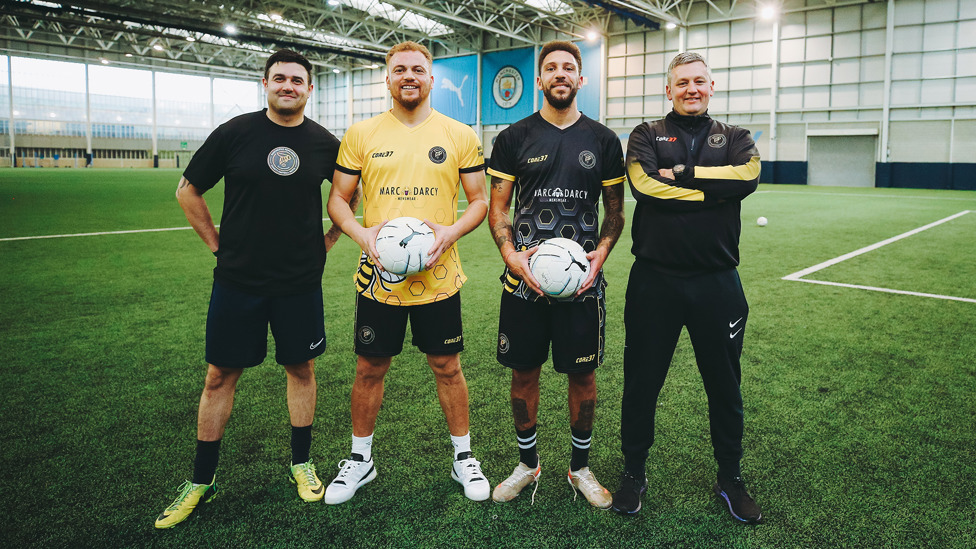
[158,42,761,526]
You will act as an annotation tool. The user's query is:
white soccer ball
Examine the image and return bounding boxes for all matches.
[375,217,435,276]
[528,238,590,298]
[757,216,768,227]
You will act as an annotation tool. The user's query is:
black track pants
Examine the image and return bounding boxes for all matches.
[620,260,747,473]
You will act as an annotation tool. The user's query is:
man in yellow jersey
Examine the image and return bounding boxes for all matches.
[325,41,490,504]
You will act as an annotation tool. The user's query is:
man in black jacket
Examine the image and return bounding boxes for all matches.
[611,52,763,523]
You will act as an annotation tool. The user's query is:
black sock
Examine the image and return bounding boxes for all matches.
[623,456,646,479]
[718,461,742,482]
[516,425,538,468]
[192,439,221,485]
[291,424,312,465]
[570,427,592,471]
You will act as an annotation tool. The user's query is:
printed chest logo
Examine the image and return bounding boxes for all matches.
[578,150,596,169]
[492,66,523,109]
[428,146,447,164]
[268,147,300,176]
[656,136,677,142]
[708,134,727,148]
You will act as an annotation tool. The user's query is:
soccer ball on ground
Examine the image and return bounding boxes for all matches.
[528,238,590,298]
[375,217,436,276]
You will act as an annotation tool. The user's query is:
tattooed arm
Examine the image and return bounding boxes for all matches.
[324,183,361,253]
[176,176,219,254]
[488,175,542,295]
[576,183,625,294]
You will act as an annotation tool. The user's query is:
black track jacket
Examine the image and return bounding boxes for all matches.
[626,111,760,276]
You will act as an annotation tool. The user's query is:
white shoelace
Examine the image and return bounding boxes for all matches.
[500,466,540,505]
[570,470,601,503]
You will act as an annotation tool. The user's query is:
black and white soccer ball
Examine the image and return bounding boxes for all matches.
[375,217,435,276]
[528,238,589,298]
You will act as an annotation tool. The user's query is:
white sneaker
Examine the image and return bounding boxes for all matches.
[451,452,490,501]
[324,454,377,505]
[492,462,541,503]
[568,467,612,509]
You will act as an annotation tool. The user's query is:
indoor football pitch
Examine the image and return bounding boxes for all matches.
[1,169,974,548]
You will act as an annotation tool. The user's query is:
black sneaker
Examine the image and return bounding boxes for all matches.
[714,476,763,524]
[611,471,647,515]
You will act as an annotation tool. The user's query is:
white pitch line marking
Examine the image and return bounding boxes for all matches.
[782,210,974,303]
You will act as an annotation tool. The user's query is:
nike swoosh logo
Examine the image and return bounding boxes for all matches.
[311,485,324,494]
[730,328,743,339]
[729,317,743,328]
[309,338,324,350]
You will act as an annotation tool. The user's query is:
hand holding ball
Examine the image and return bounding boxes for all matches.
[375,217,436,275]
[528,238,590,298]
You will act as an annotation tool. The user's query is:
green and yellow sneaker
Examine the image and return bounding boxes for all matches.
[290,461,325,502]
[154,478,217,529]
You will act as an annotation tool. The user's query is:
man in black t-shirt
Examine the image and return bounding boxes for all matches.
[486,41,625,507]
[155,49,360,529]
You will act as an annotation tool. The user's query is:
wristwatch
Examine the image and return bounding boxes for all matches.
[672,164,685,177]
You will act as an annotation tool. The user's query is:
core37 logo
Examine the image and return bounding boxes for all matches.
[656,136,677,142]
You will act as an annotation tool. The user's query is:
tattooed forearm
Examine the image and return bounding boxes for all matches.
[492,221,513,250]
[598,184,625,251]
[572,399,596,431]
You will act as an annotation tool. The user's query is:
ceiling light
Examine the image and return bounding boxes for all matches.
[125,53,133,57]
[332,68,341,73]
[224,24,237,34]
[369,64,378,69]
[153,44,164,51]
[760,6,778,20]
[186,36,196,42]
[665,22,677,30]
[100,58,109,64]
[586,30,599,41]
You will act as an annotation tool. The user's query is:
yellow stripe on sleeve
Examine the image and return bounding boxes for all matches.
[602,175,626,187]
[695,156,761,181]
[627,161,704,202]
[487,167,516,181]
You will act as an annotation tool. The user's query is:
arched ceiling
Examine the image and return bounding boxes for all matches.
[0,1,867,78]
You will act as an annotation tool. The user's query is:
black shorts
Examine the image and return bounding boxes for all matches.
[355,292,463,357]
[496,290,605,374]
[205,280,326,368]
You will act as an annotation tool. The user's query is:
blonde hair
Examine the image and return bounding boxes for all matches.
[385,41,433,67]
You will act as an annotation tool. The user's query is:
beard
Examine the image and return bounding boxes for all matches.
[393,85,429,110]
[543,81,578,110]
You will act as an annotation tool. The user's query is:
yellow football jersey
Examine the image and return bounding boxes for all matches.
[336,109,485,306]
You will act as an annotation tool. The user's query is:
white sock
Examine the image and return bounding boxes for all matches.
[352,433,373,461]
[451,432,471,460]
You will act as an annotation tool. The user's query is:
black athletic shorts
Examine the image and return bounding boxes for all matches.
[205,279,326,368]
[496,290,605,374]
[354,292,463,357]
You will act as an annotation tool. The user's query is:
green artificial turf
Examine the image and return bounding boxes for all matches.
[1,170,974,547]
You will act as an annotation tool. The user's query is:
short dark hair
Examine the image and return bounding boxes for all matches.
[538,41,582,75]
[667,52,711,86]
[264,49,313,81]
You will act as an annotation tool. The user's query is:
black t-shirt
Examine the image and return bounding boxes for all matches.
[183,109,340,296]
[488,112,625,301]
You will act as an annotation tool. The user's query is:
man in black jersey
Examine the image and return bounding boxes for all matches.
[487,41,625,507]
[155,49,360,528]
[611,52,762,523]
